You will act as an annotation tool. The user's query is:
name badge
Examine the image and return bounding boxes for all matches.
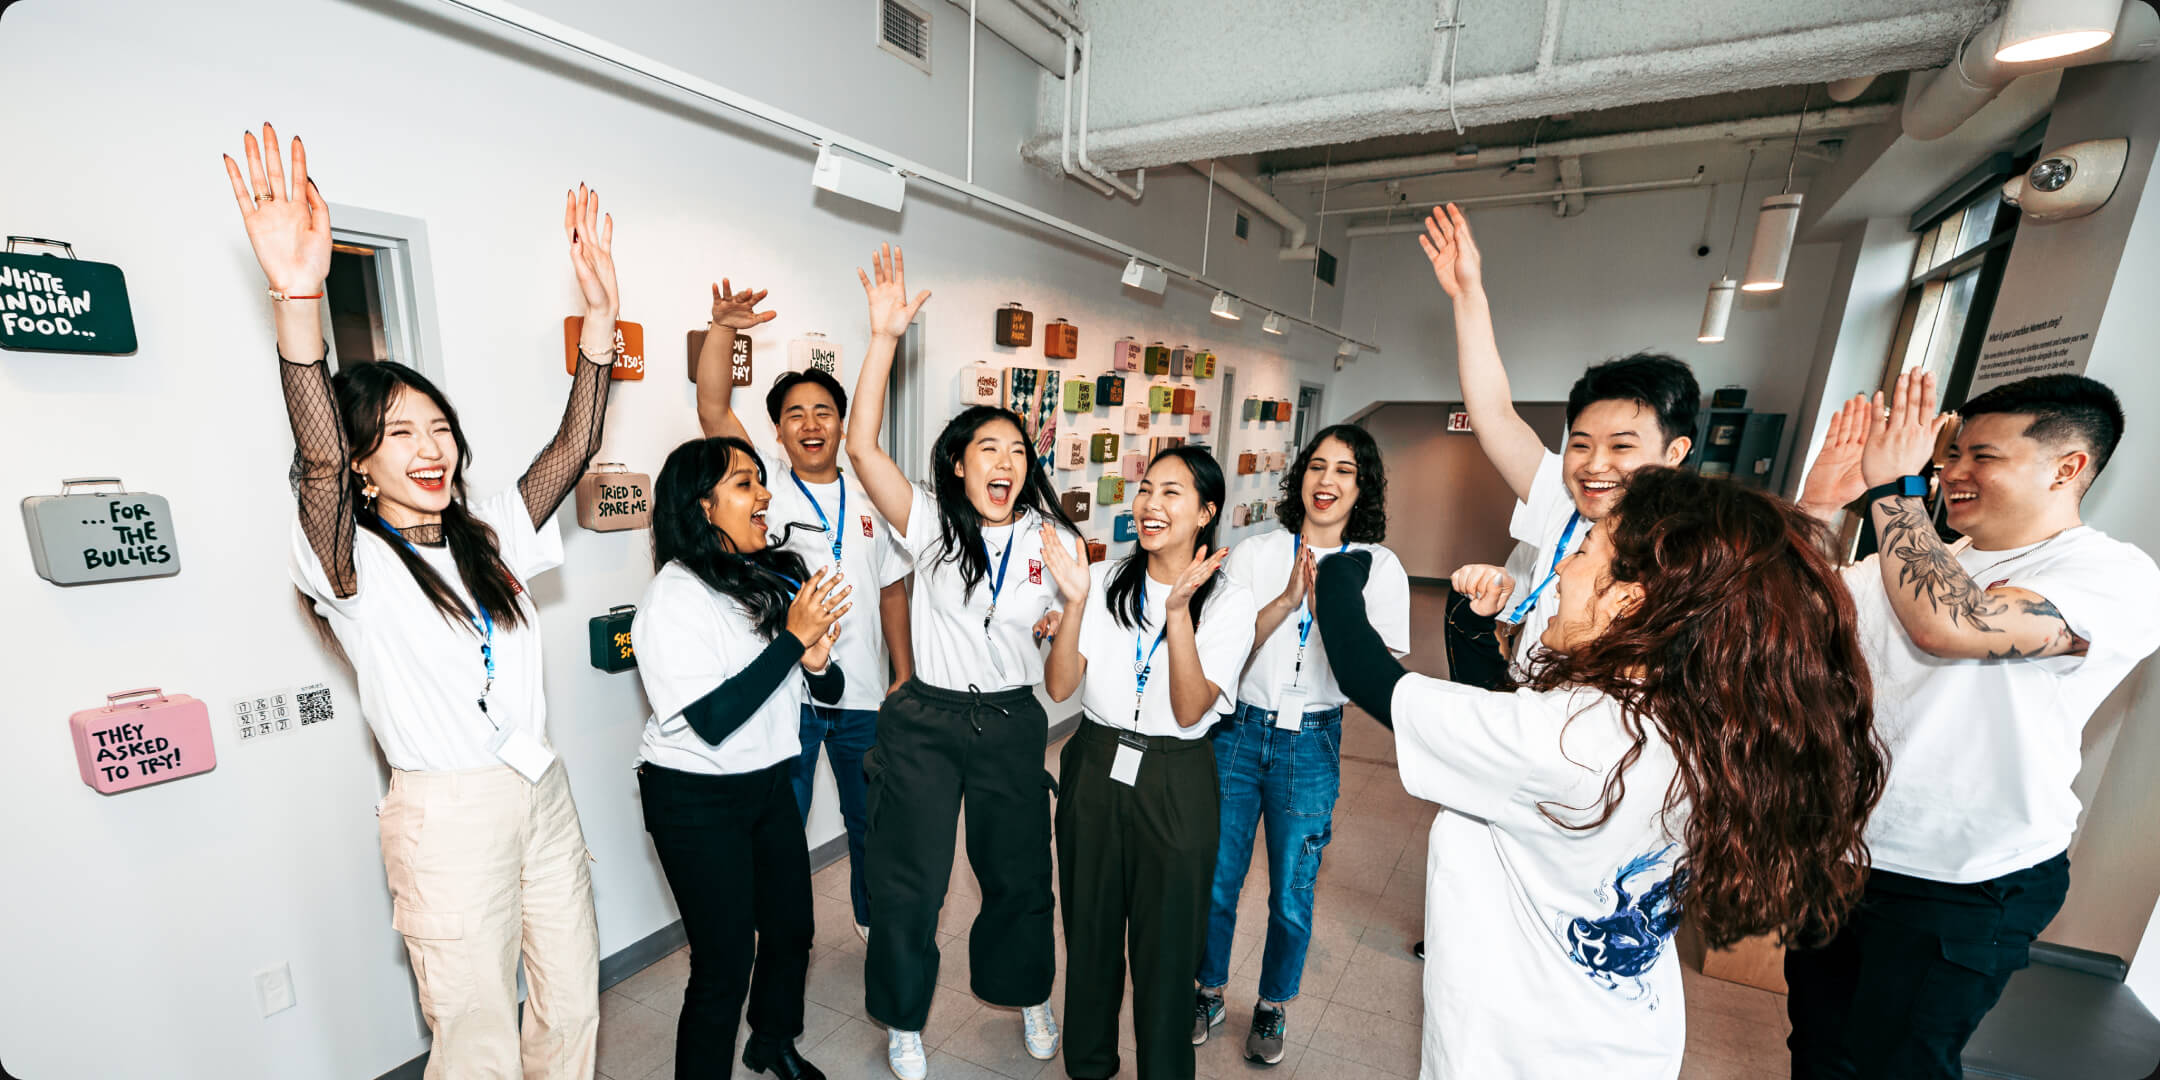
[1111,732,1145,786]
[489,723,557,784]
[1273,682,1309,731]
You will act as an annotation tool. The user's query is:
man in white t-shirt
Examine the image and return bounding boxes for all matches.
[1789,371,2160,1078]
[1418,203,1698,674]
[696,283,915,942]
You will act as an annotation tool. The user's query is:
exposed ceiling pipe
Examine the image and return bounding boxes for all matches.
[1902,0,2159,140]
[1269,104,1897,186]
[1553,155,1586,217]
[939,0,1067,75]
[1334,169,1706,229]
[1075,29,1144,199]
[1060,32,1114,196]
[1185,159,1318,261]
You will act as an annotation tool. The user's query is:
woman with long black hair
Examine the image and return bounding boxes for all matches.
[633,436,852,1080]
[844,245,1082,1080]
[1043,445,1256,1080]
[224,125,616,1075]
[1313,467,1887,1079]
[1193,424,1409,1064]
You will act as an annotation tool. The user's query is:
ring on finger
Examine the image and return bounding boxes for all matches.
[254,192,275,203]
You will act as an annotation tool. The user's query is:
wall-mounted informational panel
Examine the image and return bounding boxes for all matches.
[0,239,137,355]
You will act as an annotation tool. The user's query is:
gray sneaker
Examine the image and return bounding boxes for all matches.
[1246,1003,1287,1065]
[1192,989,1225,1046]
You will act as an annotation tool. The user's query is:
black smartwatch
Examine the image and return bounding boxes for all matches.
[1862,475,1929,505]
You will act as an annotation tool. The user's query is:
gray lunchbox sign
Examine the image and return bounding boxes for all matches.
[22,477,181,585]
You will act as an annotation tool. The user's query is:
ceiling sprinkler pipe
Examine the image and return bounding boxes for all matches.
[1061,32,1114,195]
[1076,30,1143,199]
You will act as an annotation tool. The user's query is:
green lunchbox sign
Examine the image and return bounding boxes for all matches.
[0,239,138,355]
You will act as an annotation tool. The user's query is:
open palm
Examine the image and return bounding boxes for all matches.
[857,243,931,339]
[711,279,777,330]
[1168,546,1229,611]
[563,184,618,323]
[1039,523,1090,604]
[1417,204,1483,300]
[1801,393,1873,511]
[222,124,332,294]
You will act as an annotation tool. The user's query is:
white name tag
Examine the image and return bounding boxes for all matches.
[490,723,557,784]
[1111,741,1142,786]
[1273,683,1309,731]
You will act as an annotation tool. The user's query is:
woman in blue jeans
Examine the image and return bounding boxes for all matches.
[1195,425,1410,1063]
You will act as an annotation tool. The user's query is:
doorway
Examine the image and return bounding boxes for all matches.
[1356,401,1566,580]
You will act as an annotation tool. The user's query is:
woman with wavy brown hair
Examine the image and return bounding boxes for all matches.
[1313,467,1885,1079]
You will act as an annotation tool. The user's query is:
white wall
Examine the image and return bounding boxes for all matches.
[0,2,1344,1077]
[1329,182,1845,493]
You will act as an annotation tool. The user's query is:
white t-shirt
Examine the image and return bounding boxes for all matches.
[1846,525,2160,883]
[291,487,561,773]
[632,561,808,775]
[1227,529,1411,713]
[893,484,1066,692]
[1392,676,1686,1080]
[753,445,913,710]
[1075,561,1256,738]
[1507,451,1588,672]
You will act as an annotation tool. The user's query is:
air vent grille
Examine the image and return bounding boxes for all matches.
[880,0,932,73]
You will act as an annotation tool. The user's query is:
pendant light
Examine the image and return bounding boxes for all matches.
[1699,148,1754,344]
[1742,87,1810,293]
[1995,0,2119,63]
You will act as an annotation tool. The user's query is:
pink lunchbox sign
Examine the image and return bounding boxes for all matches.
[70,688,217,794]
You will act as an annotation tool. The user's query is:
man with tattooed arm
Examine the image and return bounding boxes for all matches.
[1782,371,2160,1079]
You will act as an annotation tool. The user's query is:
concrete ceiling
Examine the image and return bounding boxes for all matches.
[1024,0,1994,172]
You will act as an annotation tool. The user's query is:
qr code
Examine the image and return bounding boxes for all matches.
[296,685,334,727]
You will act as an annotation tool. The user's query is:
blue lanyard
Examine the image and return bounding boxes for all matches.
[382,520,496,714]
[1504,511,1583,624]
[1132,624,1169,725]
[789,469,846,565]
[981,527,1017,630]
[1292,535,1348,677]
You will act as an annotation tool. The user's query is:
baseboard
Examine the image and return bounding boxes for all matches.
[1049,709,1080,743]
[2029,940,2129,981]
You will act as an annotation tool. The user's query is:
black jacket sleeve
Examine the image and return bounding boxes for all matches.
[1442,591,1512,692]
[680,634,838,747]
[1314,551,1407,729]
[807,661,845,705]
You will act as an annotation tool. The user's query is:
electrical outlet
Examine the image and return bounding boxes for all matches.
[255,963,295,1017]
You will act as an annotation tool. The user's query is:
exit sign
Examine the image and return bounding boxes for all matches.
[1447,410,1473,432]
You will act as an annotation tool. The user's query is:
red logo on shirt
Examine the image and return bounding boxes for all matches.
[1988,578,2009,590]
[862,515,874,538]
[1029,558,1043,584]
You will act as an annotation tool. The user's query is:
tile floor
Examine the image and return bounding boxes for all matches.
[595,587,1795,1080]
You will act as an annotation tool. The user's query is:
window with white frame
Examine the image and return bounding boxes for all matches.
[321,205,443,378]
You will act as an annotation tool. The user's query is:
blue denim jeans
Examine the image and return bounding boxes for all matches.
[1196,701,1343,1003]
[790,704,878,927]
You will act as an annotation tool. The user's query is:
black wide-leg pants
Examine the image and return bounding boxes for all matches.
[1057,721,1220,1080]
[863,679,1056,1031]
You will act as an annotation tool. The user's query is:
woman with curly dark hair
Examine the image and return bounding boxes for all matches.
[1314,467,1885,1079]
[1191,424,1409,1063]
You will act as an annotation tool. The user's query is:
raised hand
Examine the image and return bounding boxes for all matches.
[1275,543,1317,614]
[563,184,619,327]
[1417,204,1483,301]
[857,243,931,340]
[1800,392,1874,512]
[222,123,331,295]
[1168,546,1230,613]
[1449,563,1516,618]
[1039,523,1091,606]
[786,566,854,657]
[1862,370,1954,488]
[711,279,777,330]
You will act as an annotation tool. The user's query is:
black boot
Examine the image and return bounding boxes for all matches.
[742,1035,826,1080]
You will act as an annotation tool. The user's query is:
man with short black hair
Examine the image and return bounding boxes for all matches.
[1419,204,1699,672]
[1789,370,2160,1078]
[696,281,914,944]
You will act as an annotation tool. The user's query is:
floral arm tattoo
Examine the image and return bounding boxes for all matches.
[1873,495,2086,660]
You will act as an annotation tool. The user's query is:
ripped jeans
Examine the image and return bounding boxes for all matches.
[1195,702,1343,1003]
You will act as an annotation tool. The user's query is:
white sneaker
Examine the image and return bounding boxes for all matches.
[856,923,871,943]
[887,1028,927,1080]
[1022,1001,1061,1060]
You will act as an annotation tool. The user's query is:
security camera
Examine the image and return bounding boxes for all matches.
[1695,243,1713,258]
[2002,138,2129,223]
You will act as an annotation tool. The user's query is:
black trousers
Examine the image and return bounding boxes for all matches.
[1784,852,2070,1080]
[863,679,1056,1031]
[639,761,814,1078]
[1057,722,1220,1080]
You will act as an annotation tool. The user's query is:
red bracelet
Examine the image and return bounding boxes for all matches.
[268,287,326,302]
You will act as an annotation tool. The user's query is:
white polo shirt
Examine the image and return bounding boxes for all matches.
[633,560,808,775]
[292,487,559,774]
[1226,529,1411,714]
[753,445,912,710]
[1075,560,1256,738]
[1846,525,2160,883]
[893,483,1066,692]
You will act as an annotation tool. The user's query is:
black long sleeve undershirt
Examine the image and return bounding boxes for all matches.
[1314,551,1407,729]
[680,634,844,748]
